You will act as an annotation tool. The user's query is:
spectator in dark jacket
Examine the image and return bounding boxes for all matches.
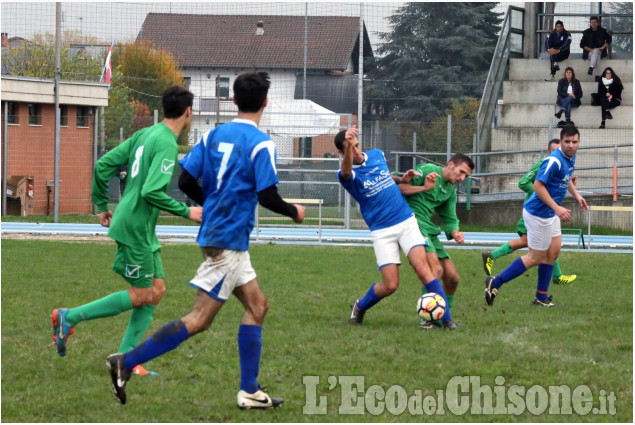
[580,17,612,77]
[545,20,571,81]
[554,67,583,126]
[597,67,623,129]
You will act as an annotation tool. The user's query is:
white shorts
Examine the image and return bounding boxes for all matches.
[523,208,561,251]
[189,248,257,302]
[370,215,428,269]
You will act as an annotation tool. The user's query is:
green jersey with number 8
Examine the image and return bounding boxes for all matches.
[92,122,190,250]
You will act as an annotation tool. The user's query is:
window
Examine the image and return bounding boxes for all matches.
[299,137,312,158]
[59,105,68,126]
[28,103,41,125]
[183,77,191,90]
[77,106,90,127]
[7,102,18,124]
[217,77,230,98]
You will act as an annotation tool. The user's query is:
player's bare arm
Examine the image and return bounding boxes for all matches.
[339,127,359,181]
[567,179,588,211]
[398,172,440,195]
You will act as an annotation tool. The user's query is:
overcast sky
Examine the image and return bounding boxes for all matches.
[1,2,407,50]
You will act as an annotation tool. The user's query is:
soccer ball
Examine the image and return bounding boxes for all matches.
[417,293,446,322]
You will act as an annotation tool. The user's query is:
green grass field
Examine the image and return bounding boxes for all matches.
[1,240,632,422]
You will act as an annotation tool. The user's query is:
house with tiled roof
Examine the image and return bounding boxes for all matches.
[137,13,373,158]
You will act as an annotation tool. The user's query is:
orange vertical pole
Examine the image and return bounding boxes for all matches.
[613,145,618,202]
[613,165,617,202]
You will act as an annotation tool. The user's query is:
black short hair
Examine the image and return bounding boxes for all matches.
[162,86,194,118]
[449,153,475,170]
[560,124,580,140]
[548,138,560,150]
[590,16,599,22]
[233,72,270,113]
[334,130,347,151]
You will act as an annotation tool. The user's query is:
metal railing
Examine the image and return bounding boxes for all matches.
[536,13,634,59]
[477,6,524,159]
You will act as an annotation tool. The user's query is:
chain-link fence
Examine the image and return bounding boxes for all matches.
[1,2,632,233]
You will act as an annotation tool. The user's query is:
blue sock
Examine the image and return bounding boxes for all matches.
[536,264,553,300]
[238,325,262,394]
[122,320,189,370]
[357,283,382,311]
[492,257,527,290]
[425,278,452,322]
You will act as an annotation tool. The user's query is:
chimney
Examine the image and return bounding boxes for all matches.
[1,33,8,48]
[255,21,264,36]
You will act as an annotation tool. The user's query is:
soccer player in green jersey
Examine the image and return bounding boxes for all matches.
[398,153,474,329]
[481,139,577,285]
[52,86,203,373]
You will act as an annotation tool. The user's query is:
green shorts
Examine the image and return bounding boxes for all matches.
[516,217,527,236]
[422,233,451,260]
[112,243,164,288]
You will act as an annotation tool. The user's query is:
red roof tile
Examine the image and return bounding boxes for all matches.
[137,13,365,70]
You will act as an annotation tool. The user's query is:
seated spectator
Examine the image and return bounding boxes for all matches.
[544,20,571,81]
[597,67,623,129]
[580,17,612,77]
[554,67,582,127]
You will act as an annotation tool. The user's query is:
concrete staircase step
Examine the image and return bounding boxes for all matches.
[503,81,633,106]
[491,127,633,150]
[497,104,633,128]
[509,59,633,82]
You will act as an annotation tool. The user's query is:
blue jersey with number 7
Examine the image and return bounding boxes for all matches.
[180,118,279,250]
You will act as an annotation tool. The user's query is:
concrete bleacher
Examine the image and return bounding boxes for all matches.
[483,57,633,196]
[499,58,634,129]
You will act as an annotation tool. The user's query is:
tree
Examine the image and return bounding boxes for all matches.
[103,41,185,148]
[1,31,102,81]
[365,3,501,122]
[606,2,633,55]
[390,97,479,154]
[113,40,184,117]
[103,71,135,150]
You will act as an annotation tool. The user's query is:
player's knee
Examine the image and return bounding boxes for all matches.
[251,298,269,321]
[432,265,444,279]
[447,272,460,286]
[383,279,399,295]
[152,281,166,305]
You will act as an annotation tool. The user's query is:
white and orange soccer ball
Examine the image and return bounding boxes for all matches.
[417,292,446,322]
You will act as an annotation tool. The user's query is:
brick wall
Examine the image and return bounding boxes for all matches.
[1,102,95,215]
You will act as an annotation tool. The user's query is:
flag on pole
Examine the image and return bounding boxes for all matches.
[101,40,114,88]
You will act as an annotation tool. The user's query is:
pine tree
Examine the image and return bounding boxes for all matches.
[366,3,501,122]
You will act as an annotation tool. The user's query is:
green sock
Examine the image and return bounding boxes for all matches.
[65,291,133,328]
[446,294,454,309]
[491,242,514,260]
[118,304,156,353]
[552,259,562,281]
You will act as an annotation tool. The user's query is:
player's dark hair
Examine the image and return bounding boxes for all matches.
[162,86,194,118]
[590,16,599,22]
[560,124,580,140]
[334,130,347,151]
[548,138,560,150]
[233,72,270,113]
[449,153,475,170]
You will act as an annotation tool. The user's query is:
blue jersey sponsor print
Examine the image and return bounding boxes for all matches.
[179,119,278,250]
[337,149,413,231]
[524,147,576,218]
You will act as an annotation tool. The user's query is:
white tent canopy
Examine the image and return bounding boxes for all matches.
[260,99,340,138]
